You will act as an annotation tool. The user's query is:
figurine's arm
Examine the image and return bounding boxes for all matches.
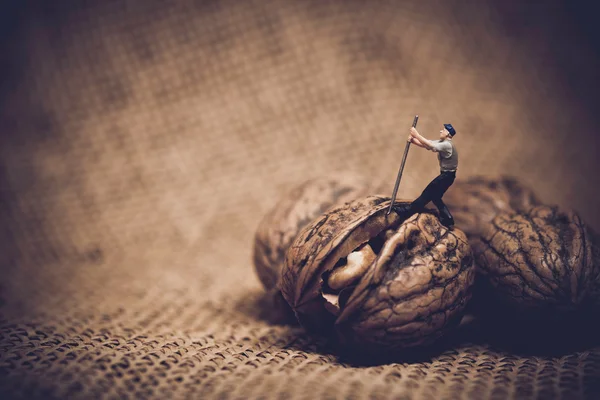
[409,128,435,150]
[408,135,426,148]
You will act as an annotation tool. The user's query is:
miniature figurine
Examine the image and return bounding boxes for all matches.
[394,123,458,227]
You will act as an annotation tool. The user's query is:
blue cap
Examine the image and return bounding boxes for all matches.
[444,123,456,136]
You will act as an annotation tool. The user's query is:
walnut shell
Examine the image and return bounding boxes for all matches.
[472,205,600,313]
[253,175,368,291]
[280,196,475,353]
[443,176,540,238]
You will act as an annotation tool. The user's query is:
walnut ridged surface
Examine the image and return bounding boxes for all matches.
[281,196,475,352]
[472,205,600,311]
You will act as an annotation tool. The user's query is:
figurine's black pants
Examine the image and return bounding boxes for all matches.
[405,170,456,225]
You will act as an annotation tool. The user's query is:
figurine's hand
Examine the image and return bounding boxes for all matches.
[410,127,419,137]
[407,135,413,142]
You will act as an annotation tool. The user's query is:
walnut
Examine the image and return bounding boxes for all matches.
[253,175,368,290]
[472,205,600,314]
[280,196,475,353]
[443,176,540,238]
[252,176,368,322]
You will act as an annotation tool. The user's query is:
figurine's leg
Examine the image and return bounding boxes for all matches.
[408,191,432,211]
[432,197,454,227]
[415,173,449,208]
[393,175,441,216]
[393,191,428,217]
[432,172,456,227]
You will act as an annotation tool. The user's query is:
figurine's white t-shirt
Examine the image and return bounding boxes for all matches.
[431,139,458,171]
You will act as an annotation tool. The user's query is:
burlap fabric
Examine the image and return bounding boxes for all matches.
[1,1,599,398]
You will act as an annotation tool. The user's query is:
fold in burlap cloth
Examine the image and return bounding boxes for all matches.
[1,1,599,398]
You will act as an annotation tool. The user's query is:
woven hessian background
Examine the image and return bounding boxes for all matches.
[1,0,600,398]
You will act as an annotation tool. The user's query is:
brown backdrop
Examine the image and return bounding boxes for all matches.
[1,0,599,398]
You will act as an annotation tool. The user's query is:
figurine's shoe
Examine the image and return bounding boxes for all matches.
[392,203,412,217]
[439,215,455,228]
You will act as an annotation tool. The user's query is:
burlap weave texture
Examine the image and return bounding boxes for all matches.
[1,0,599,399]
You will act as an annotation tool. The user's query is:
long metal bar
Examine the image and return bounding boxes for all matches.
[386,115,419,215]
